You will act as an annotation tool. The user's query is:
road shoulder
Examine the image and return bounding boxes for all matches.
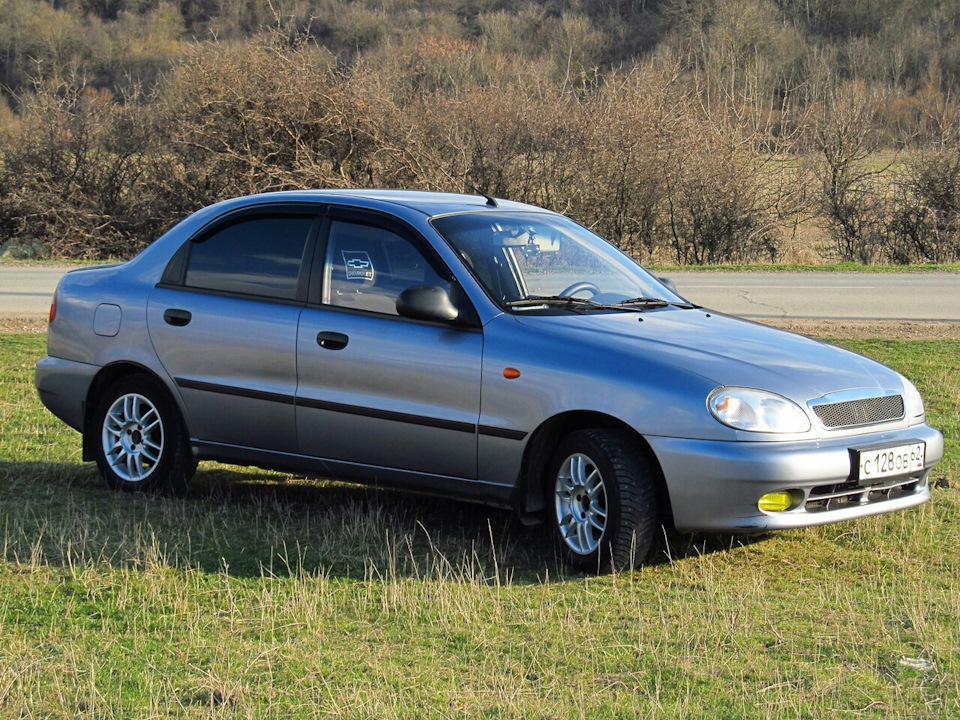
[753,318,960,340]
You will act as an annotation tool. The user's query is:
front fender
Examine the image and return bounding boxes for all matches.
[476,313,734,490]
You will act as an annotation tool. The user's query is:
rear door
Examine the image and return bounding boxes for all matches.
[148,208,320,452]
[295,208,483,482]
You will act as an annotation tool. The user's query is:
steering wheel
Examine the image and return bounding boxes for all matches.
[559,281,601,298]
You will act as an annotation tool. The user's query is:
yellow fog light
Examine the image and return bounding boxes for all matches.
[758,491,797,512]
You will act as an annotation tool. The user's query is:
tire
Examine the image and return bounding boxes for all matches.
[91,373,194,494]
[549,429,658,572]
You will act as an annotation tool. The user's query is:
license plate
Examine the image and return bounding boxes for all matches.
[855,442,925,482]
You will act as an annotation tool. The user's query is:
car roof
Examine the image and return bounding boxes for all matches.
[235,189,547,218]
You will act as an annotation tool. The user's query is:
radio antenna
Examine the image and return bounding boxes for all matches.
[469,186,498,207]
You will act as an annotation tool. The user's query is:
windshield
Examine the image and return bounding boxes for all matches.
[431,211,685,310]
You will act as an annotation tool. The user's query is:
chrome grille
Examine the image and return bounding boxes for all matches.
[812,394,904,428]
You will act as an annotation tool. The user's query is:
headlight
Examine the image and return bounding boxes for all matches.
[901,376,925,421]
[708,387,811,433]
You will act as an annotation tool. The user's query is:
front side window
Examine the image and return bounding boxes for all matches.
[322,220,448,316]
[185,215,313,300]
[432,212,684,310]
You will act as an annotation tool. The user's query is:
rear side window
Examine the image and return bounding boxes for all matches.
[185,216,313,300]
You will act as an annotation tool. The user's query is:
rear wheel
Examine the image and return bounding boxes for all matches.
[550,429,658,572]
[92,374,193,494]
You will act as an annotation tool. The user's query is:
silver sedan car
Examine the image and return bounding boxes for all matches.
[35,191,943,571]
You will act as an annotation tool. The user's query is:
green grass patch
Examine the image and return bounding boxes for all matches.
[1,334,958,717]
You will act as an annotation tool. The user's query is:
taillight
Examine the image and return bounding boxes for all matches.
[49,289,58,323]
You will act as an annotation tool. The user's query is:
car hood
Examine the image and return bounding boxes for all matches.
[515,307,903,403]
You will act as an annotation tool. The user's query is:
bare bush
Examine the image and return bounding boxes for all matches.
[889,145,960,262]
[811,83,893,263]
[154,36,422,203]
[662,129,781,265]
[571,71,676,262]
[0,82,155,258]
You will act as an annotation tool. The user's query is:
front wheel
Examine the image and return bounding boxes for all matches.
[550,429,658,572]
[92,374,193,494]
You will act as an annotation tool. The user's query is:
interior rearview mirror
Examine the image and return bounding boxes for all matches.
[494,236,560,253]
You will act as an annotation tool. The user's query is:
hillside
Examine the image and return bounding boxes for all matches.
[1,0,958,263]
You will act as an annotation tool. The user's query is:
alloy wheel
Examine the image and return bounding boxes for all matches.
[554,452,607,555]
[101,393,164,482]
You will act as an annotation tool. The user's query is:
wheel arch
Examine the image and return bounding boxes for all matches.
[516,410,674,528]
[81,361,189,462]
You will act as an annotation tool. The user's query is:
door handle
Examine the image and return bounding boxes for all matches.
[163,308,192,327]
[317,331,349,350]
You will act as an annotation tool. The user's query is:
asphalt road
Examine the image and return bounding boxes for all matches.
[0,266,69,315]
[666,272,960,322]
[1,265,958,321]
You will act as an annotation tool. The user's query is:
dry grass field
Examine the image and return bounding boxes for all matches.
[0,333,957,718]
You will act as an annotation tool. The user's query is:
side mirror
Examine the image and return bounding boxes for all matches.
[658,276,678,294]
[396,285,460,323]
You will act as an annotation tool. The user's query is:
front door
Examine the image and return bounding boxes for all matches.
[295,211,482,482]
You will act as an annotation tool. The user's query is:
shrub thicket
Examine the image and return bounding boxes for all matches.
[2,38,801,262]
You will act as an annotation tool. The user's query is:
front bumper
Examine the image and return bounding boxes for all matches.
[35,355,100,432]
[647,423,943,533]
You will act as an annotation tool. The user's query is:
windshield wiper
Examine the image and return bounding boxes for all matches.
[612,296,699,309]
[506,295,605,309]
[506,295,645,313]
[610,296,669,307]
[506,295,694,313]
